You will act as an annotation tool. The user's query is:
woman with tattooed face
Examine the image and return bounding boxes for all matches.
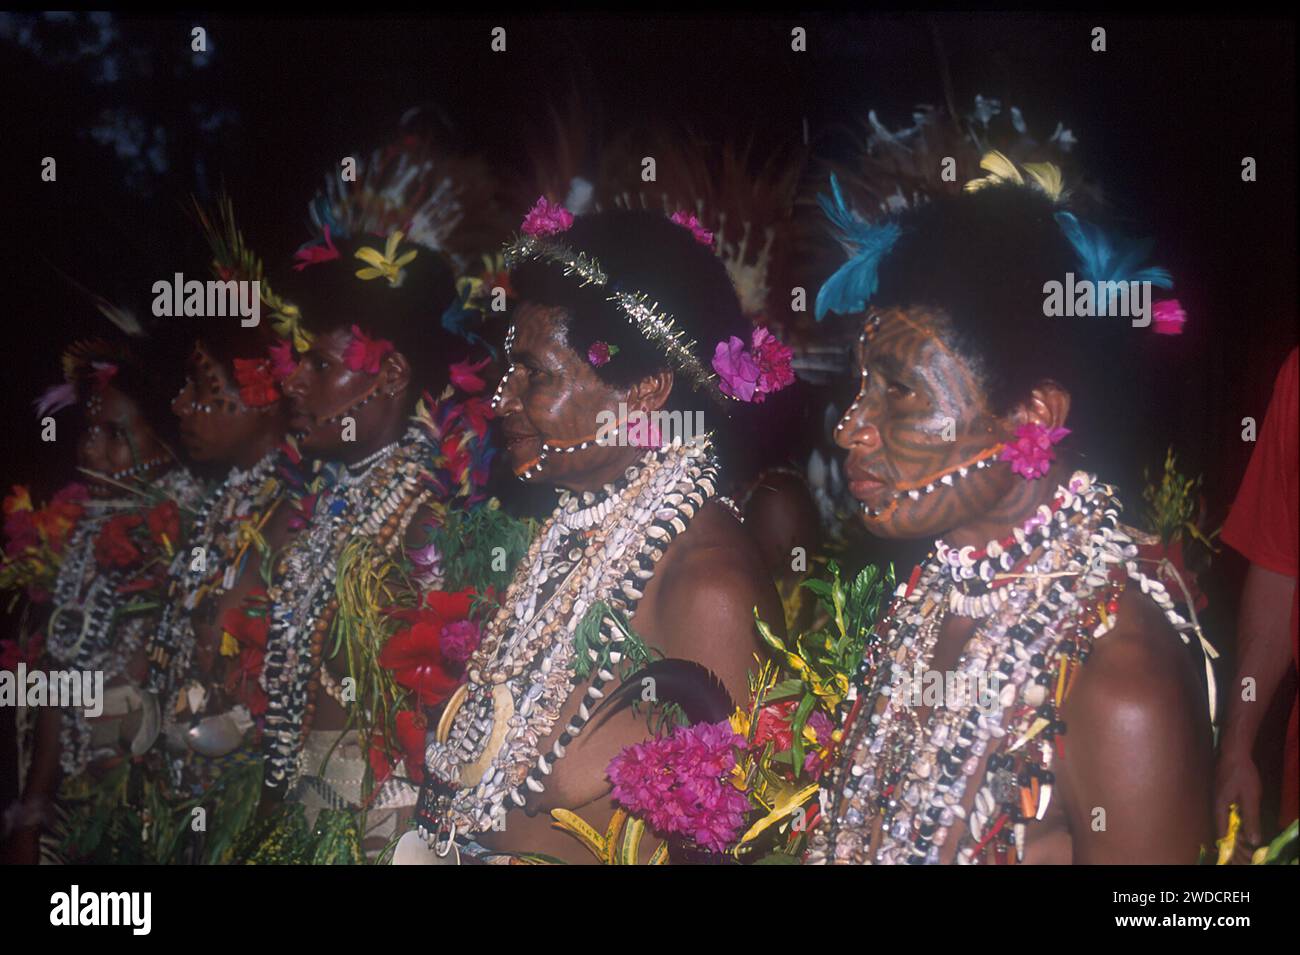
[807,175,1213,864]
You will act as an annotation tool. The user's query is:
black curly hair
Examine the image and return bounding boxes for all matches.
[274,233,460,408]
[866,182,1157,485]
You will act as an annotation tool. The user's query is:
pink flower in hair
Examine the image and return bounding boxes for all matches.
[999,423,1071,480]
[293,226,341,271]
[711,327,795,403]
[1152,299,1187,336]
[711,336,761,402]
[751,327,795,400]
[343,324,394,374]
[587,341,619,367]
[520,197,574,237]
[268,340,298,381]
[670,210,714,247]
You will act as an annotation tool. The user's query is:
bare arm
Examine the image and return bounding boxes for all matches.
[1060,598,1212,863]
[1215,563,1296,857]
[1,696,61,863]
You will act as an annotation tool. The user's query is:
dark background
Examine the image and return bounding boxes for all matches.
[3,12,1297,814]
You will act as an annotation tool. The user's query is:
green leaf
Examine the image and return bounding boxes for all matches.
[753,609,785,652]
[789,692,817,778]
[764,679,805,702]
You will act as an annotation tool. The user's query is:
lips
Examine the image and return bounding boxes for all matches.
[500,428,537,452]
[845,462,892,503]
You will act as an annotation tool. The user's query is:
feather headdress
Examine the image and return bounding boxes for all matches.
[302,134,505,271]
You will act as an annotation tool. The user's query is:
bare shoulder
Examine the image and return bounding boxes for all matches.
[637,500,780,703]
[1066,584,1206,723]
[1057,582,1213,860]
[654,501,772,619]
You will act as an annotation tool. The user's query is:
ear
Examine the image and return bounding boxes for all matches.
[380,350,413,398]
[625,369,674,414]
[1007,379,1071,431]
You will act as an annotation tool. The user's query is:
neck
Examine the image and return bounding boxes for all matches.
[235,426,285,471]
[940,460,1071,551]
[339,414,406,467]
[553,445,653,494]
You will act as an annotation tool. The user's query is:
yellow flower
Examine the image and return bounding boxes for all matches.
[355,230,418,288]
[1216,803,1242,865]
[271,303,314,354]
[219,631,240,658]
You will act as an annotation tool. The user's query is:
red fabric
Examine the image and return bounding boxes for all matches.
[1222,348,1299,825]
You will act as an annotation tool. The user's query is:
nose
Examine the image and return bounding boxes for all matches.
[281,361,307,401]
[172,381,193,417]
[493,365,524,417]
[833,376,882,453]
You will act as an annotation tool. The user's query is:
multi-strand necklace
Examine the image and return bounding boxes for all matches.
[260,426,436,791]
[806,471,1204,865]
[45,467,202,776]
[145,450,287,704]
[418,438,720,853]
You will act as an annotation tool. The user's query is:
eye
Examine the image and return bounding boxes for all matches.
[885,380,913,399]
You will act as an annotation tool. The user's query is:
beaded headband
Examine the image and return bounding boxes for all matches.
[502,233,730,405]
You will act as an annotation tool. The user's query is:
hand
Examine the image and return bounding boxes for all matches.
[1214,747,1262,864]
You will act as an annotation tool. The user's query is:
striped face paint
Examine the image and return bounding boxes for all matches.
[834,307,1036,540]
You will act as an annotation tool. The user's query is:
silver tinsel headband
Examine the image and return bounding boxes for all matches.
[503,234,729,405]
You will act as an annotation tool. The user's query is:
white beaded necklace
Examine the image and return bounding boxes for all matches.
[419,438,721,852]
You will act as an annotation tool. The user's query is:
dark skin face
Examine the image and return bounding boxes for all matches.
[494,303,672,492]
[834,306,1071,548]
[172,342,290,469]
[279,326,412,464]
[77,385,172,495]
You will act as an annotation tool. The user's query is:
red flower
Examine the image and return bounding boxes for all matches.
[370,710,432,786]
[33,483,88,551]
[146,500,180,546]
[233,358,280,408]
[395,709,428,785]
[224,645,267,715]
[378,620,459,703]
[753,700,799,752]
[221,604,269,650]
[94,514,144,569]
[377,589,475,705]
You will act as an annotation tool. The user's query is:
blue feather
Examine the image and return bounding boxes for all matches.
[1054,211,1173,289]
[815,174,902,320]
